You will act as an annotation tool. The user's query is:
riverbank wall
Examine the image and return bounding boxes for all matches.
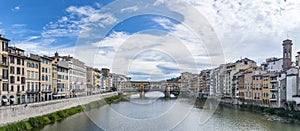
[0,92,117,127]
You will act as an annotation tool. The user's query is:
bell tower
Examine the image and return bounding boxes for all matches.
[282,39,293,71]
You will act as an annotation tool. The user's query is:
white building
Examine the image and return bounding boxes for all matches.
[286,67,298,102]
[264,57,283,72]
[52,53,86,97]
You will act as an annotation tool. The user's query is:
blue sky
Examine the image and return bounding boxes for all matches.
[1,0,300,80]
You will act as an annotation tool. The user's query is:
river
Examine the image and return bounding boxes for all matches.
[42,92,300,131]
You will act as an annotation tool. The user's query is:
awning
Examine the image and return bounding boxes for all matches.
[10,98,15,101]
[2,99,8,102]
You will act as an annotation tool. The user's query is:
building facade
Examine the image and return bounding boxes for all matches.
[8,47,26,105]
[0,35,9,106]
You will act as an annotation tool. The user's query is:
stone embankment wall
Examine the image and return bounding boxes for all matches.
[0,92,117,126]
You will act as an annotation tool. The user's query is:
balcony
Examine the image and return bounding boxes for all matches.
[270,87,278,92]
[269,97,277,101]
[0,75,8,81]
[0,62,8,67]
[26,90,39,94]
[270,79,277,83]
[42,89,52,93]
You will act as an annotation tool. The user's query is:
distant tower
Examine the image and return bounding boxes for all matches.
[282,39,293,71]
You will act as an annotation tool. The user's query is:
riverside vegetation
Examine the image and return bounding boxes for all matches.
[240,103,300,121]
[0,95,122,131]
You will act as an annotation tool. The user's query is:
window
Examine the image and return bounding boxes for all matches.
[17,58,21,65]
[27,62,30,67]
[21,77,25,84]
[31,83,34,91]
[22,68,24,75]
[2,69,8,79]
[10,76,15,84]
[35,72,38,79]
[36,83,39,92]
[42,67,44,72]
[10,56,14,63]
[22,59,24,65]
[27,83,30,91]
[17,76,20,81]
[10,85,14,91]
[27,71,30,78]
[2,83,8,91]
[17,67,20,74]
[10,66,14,74]
[35,64,38,68]
[22,85,25,91]
[2,56,6,64]
[42,75,44,81]
[17,85,20,92]
[2,42,8,51]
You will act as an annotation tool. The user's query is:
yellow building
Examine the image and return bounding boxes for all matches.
[252,74,263,105]
[30,54,53,101]
[87,67,101,95]
[0,35,9,106]
[262,73,270,107]
[243,70,253,103]
[25,57,40,103]
[52,63,69,99]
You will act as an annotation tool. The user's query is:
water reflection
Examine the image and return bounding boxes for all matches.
[42,94,300,131]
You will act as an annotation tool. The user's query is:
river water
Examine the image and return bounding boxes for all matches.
[42,92,300,131]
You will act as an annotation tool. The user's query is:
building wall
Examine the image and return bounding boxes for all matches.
[0,92,117,127]
[40,57,53,101]
[266,58,283,72]
[0,36,9,106]
[8,47,26,105]
[286,75,297,102]
[25,58,40,103]
[262,74,270,106]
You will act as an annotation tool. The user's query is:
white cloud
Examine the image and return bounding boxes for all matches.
[42,5,117,38]
[15,6,20,10]
[120,6,139,12]
[12,6,20,11]
[12,24,26,27]
[157,0,300,65]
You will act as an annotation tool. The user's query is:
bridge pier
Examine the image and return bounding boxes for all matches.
[165,87,170,98]
[140,91,145,98]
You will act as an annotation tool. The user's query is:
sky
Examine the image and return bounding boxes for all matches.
[0,0,300,81]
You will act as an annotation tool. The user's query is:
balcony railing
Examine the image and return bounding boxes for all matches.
[26,90,39,94]
[269,97,277,101]
[0,62,8,66]
[42,89,52,93]
[270,87,278,91]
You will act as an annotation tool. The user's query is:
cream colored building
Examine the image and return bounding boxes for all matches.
[86,67,101,95]
[30,54,53,101]
[262,73,270,107]
[225,58,257,98]
[52,63,69,99]
[0,35,9,106]
[8,46,26,105]
[25,57,40,103]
